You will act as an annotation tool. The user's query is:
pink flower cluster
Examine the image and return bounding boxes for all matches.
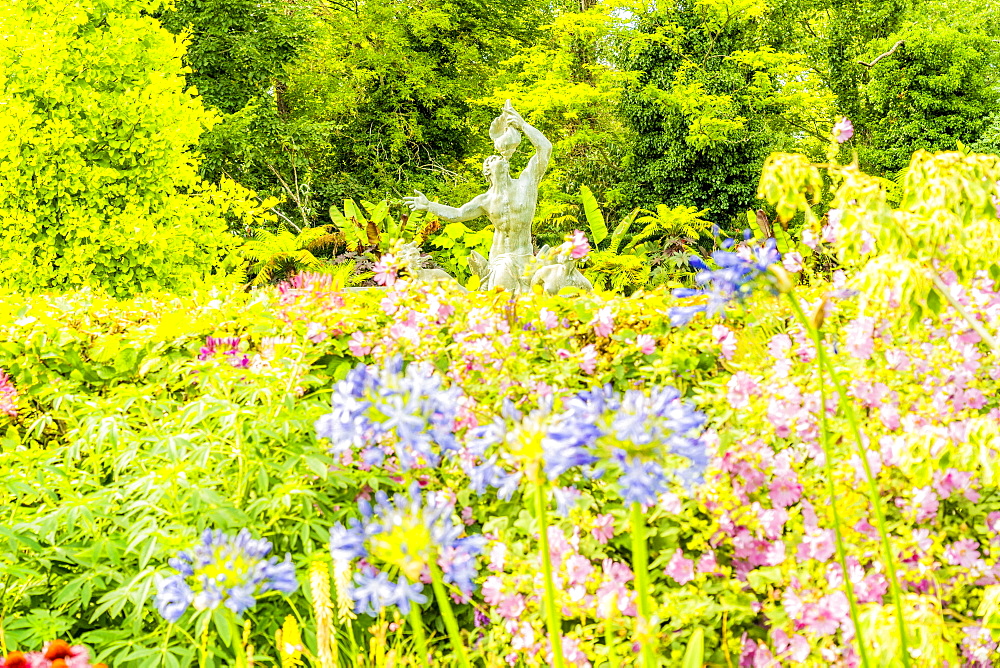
[0,368,17,418]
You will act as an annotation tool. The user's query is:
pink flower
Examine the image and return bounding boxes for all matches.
[579,344,598,374]
[347,331,371,357]
[782,251,804,273]
[591,514,615,544]
[696,550,718,574]
[773,629,810,662]
[0,369,17,418]
[845,316,876,360]
[802,227,818,249]
[944,539,983,569]
[497,593,526,619]
[509,621,535,650]
[769,471,803,508]
[552,635,591,668]
[373,254,398,286]
[884,349,910,371]
[712,324,737,360]
[482,576,504,605]
[565,554,594,586]
[539,308,559,330]
[727,372,761,409]
[832,117,854,143]
[566,230,590,260]
[802,592,849,636]
[760,508,789,539]
[636,334,656,354]
[797,529,835,563]
[934,469,979,502]
[591,307,614,337]
[665,548,695,585]
[306,321,327,343]
[911,486,939,523]
[855,571,887,605]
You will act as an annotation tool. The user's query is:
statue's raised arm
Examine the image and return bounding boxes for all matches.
[498,101,551,185]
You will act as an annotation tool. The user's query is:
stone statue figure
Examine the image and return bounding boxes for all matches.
[404,100,591,294]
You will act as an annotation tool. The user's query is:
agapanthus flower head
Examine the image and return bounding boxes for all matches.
[198,336,250,368]
[155,528,298,622]
[538,384,707,499]
[315,357,464,470]
[832,117,854,143]
[670,238,781,326]
[331,483,485,616]
[0,369,18,418]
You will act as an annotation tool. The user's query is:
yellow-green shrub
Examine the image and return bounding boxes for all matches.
[0,0,234,296]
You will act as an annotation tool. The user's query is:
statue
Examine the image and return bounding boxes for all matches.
[404,101,592,294]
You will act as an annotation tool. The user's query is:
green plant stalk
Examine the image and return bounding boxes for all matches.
[428,560,471,668]
[407,603,430,665]
[605,621,616,668]
[787,293,912,667]
[534,477,567,668]
[630,501,656,668]
[786,295,871,668]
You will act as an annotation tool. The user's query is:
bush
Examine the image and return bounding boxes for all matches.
[0,0,234,297]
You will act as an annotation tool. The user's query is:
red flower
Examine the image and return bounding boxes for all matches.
[44,639,73,659]
[3,652,28,668]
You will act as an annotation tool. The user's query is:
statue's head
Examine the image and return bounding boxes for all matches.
[482,155,510,185]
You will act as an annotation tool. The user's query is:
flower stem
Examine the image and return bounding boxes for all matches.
[407,602,430,665]
[428,560,471,668]
[786,294,871,668]
[534,476,566,668]
[787,293,912,667]
[630,501,656,668]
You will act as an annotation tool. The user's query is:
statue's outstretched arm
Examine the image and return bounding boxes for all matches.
[403,191,487,223]
[504,103,551,183]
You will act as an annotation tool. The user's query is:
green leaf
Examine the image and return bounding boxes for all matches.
[682,627,704,668]
[581,186,607,247]
[927,288,942,314]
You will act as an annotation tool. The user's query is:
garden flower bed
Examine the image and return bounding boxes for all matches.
[1,254,998,666]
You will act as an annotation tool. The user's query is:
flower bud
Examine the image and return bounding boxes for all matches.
[810,299,829,331]
[767,265,794,293]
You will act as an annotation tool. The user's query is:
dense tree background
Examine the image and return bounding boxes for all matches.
[154,0,1000,233]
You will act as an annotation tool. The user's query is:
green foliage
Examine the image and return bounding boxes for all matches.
[328,200,432,254]
[240,224,337,286]
[857,27,1000,175]
[580,187,712,292]
[426,222,495,284]
[759,148,1000,325]
[156,0,313,115]
[0,0,236,297]
[616,0,833,227]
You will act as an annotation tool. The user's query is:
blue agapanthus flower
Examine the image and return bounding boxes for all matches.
[330,483,486,616]
[315,357,464,470]
[670,237,782,326]
[539,384,707,503]
[154,528,298,622]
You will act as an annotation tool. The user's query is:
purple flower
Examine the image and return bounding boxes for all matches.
[155,574,193,623]
[155,528,298,621]
[670,239,781,325]
[616,454,667,506]
[198,336,249,368]
[352,571,397,615]
[315,358,464,469]
[334,484,486,616]
[832,117,854,143]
